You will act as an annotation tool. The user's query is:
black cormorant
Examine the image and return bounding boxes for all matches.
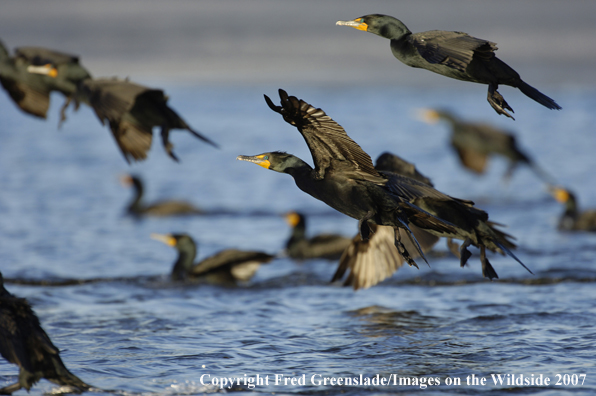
[121,175,202,217]
[336,14,561,119]
[151,233,275,283]
[79,78,217,163]
[237,90,529,282]
[237,89,460,270]
[0,273,91,394]
[284,211,352,260]
[550,187,596,232]
[0,41,91,122]
[419,108,555,183]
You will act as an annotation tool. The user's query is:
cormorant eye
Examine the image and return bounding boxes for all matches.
[263,155,269,160]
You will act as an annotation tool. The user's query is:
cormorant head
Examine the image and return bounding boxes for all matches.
[336,14,410,39]
[237,151,308,174]
[549,186,577,207]
[26,63,59,78]
[416,108,455,125]
[120,174,143,191]
[151,233,198,280]
[285,211,305,228]
[151,233,196,252]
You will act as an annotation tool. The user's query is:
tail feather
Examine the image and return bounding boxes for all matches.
[518,81,561,110]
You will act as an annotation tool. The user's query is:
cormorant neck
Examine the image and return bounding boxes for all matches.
[287,217,307,247]
[171,243,197,281]
[0,42,9,64]
[281,156,313,177]
[128,179,144,213]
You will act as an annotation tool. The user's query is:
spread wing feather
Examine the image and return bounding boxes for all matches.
[265,89,382,181]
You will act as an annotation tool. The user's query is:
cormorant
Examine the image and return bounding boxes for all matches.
[79,78,217,163]
[238,89,460,270]
[284,211,352,260]
[0,41,91,122]
[238,91,530,284]
[550,187,596,232]
[121,174,202,217]
[0,273,91,394]
[336,14,561,119]
[419,108,555,183]
[150,233,275,283]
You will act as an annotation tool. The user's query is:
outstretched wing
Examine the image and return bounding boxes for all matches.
[265,89,382,181]
[409,31,497,72]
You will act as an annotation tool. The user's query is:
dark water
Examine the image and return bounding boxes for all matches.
[1,83,595,396]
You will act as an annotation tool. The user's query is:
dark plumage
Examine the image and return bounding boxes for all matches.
[333,152,439,289]
[284,211,352,260]
[151,233,275,283]
[121,175,202,217]
[550,187,596,232]
[0,273,90,394]
[238,91,530,288]
[237,89,461,270]
[0,41,91,122]
[336,14,561,119]
[420,108,555,183]
[79,78,217,163]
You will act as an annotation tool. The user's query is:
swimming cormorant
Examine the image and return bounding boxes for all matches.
[238,91,530,283]
[0,273,91,394]
[151,233,275,283]
[336,14,561,119]
[284,211,352,260]
[419,108,555,183]
[121,175,202,217]
[0,41,91,122]
[550,187,596,232]
[79,78,217,163]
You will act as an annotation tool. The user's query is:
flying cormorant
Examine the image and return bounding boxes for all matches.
[336,14,561,119]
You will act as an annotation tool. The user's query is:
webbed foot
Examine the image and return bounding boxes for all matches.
[488,84,515,120]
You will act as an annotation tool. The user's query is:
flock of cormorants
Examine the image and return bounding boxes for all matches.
[1,13,594,394]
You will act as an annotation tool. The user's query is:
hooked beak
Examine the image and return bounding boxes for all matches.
[336,19,368,31]
[150,233,177,247]
[548,186,570,203]
[236,154,271,169]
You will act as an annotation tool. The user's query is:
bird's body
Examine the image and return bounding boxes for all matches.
[284,211,352,260]
[238,90,460,269]
[551,187,596,232]
[79,78,217,163]
[151,233,274,284]
[121,175,202,217]
[420,109,554,183]
[336,14,561,119]
[238,91,529,285]
[0,41,91,121]
[0,273,90,394]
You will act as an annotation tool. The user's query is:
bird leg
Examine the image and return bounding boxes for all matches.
[480,245,499,280]
[459,238,473,268]
[487,83,515,120]
[160,126,179,162]
[58,97,72,128]
[358,211,375,241]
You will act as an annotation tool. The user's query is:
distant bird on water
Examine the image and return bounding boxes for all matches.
[418,108,555,183]
[549,187,596,232]
[79,78,218,163]
[0,41,91,122]
[0,272,91,394]
[151,233,275,284]
[336,14,561,119]
[121,174,203,217]
[283,211,352,261]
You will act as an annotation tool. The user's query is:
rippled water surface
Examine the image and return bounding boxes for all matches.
[1,79,596,395]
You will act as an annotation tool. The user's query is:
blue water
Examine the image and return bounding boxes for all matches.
[1,84,596,396]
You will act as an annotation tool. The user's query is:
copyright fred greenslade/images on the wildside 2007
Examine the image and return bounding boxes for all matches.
[199,373,587,390]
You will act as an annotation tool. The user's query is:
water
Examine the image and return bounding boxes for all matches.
[2,1,596,394]
[1,83,595,396]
